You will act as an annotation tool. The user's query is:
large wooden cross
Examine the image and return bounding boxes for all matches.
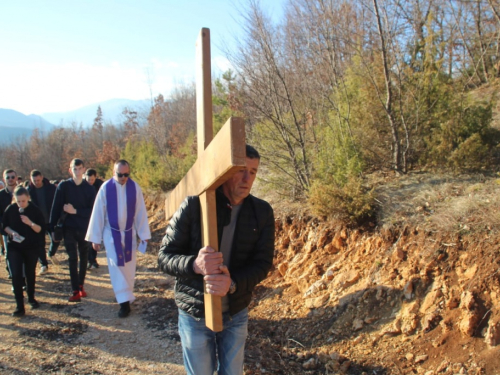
[164,28,246,332]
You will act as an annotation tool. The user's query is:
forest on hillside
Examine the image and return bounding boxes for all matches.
[1,0,500,224]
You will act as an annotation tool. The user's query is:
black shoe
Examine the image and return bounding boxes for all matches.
[93,262,99,269]
[29,299,40,309]
[118,302,131,318]
[12,307,25,317]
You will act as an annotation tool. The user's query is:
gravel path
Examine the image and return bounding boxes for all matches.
[0,248,186,375]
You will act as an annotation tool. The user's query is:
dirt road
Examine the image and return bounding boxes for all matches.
[0,248,186,374]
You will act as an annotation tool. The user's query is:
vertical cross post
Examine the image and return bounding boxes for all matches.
[164,28,246,332]
[196,28,222,332]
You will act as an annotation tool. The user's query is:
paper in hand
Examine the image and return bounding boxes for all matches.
[138,240,147,254]
[12,233,25,243]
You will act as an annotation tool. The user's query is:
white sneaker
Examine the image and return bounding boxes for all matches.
[38,265,48,275]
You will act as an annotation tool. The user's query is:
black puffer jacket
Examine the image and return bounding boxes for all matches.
[158,188,275,318]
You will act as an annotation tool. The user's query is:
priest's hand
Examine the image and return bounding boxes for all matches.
[92,243,101,251]
[204,266,231,296]
[193,246,223,275]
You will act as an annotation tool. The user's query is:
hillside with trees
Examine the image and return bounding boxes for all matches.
[1,0,499,214]
[1,1,500,373]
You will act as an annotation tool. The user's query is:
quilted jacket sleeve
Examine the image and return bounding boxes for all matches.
[158,196,199,279]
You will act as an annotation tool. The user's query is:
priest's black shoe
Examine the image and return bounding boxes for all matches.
[118,302,131,318]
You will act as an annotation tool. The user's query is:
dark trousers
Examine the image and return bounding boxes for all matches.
[39,230,60,266]
[88,246,97,263]
[63,228,89,292]
[7,247,38,309]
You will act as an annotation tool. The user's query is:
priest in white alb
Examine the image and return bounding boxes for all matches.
[85,160,151,318]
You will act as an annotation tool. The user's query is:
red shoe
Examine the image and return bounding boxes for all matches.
[68,291,81,302]
[79,285,87,298]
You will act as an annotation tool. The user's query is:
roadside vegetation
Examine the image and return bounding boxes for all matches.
[1,0,500,229]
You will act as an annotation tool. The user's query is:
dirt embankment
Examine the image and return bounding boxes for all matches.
[244,215,500,374]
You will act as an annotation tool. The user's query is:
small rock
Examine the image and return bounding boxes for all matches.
[302,357,317,370]
[353,335,363,344]
[330,352,346,362]
[340,360,351,373]
[325,360,340,372]
[353,318,364,331]
[403,280,414,300]
[406,353,414,361]
[415,354,428,363]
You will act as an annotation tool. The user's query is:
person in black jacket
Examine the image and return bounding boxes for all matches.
[1,169,18,278]
[27,170,59,274]
[84,168,104,269]
[50,158,96,302]
[2,186,45,316]
[84,168,104,193]
[158,145,275,375]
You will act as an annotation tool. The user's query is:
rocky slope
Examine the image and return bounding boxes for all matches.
[243,174,500,374]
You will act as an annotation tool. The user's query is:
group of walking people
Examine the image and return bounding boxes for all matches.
[0,159,150,318]
[1,144,276,375]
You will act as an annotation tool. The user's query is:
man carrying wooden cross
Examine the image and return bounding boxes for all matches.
[158,144,275,375]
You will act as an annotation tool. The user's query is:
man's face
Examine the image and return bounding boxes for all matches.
[113,164,130,186]
[222,157,259,206]
[31,175,44,188]
[3,172,17,188]
[86,175,96,185]
[69,165,85,179]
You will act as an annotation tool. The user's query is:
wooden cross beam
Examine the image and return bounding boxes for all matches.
[164,28,246,332]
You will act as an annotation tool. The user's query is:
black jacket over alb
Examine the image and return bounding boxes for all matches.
[158,188,275,318]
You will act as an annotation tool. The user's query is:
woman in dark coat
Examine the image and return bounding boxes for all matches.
[2,186,45,316]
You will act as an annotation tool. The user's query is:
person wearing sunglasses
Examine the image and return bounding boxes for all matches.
[49,159,96,302]
[86,160,150,318]
[1,169,18,278]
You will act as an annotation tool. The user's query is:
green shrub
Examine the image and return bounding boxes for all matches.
[120,135,196,191]
[449,133,489,170]
[308,177,375,225]
[424,101,498,170]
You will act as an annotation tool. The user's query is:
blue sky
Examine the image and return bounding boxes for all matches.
[0,1,284,115]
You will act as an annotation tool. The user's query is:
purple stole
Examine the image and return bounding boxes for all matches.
[106,178,136,266]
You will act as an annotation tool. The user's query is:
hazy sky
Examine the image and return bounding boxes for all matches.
[0,1,284,115]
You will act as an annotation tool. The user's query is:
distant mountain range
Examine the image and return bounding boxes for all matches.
[0,98,151,144]
[40,98,150,126]
[0,109,55,144]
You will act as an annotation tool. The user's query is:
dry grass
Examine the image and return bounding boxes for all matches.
[374,172,500,233]
[180,165,500,236]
